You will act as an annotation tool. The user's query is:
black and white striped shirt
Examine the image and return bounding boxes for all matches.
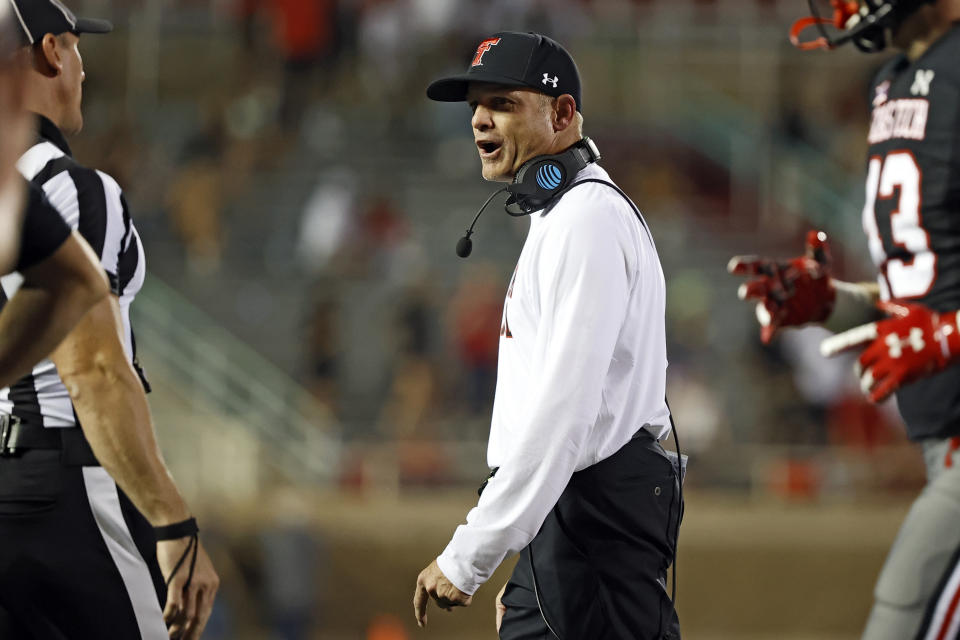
[15,181,72,273]
[0,115,146,428]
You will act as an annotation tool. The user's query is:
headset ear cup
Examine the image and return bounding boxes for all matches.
[507,140,594,214]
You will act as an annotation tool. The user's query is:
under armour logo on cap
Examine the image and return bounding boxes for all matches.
[542,73,558,88]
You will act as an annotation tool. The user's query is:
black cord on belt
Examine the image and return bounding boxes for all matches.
[155,517,200,590]
[664,398,683,611]
[668,411,682,607]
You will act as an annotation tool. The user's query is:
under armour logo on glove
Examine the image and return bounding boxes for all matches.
[821,301,960,403]
[542,73,558,88]
[884,328,926,358]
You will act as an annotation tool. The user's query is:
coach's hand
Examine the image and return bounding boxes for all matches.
[496,582,507,631]
[158,538,220,640]
[414,559,472,628]
[729,230,836,344]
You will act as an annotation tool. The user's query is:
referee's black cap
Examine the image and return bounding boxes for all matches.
[427,31,583,113]
[6,0,112,46]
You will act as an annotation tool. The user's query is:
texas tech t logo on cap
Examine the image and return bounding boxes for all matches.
[471,37,501,67]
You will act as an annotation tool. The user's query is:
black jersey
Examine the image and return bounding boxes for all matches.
[863,25,960,440]
[15,181,71,273]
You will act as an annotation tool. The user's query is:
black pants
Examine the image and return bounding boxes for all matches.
[0,450,167,639]
[500,432,682,640]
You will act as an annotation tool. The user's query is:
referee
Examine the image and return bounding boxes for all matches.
[0,2,219,638]
[0,2,108,390]
[415,33,681,639]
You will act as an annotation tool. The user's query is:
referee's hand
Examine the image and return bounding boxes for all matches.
[157,538,219,640]
[414,559,472,628]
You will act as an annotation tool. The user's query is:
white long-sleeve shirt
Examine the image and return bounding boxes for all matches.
[437,163,671,595]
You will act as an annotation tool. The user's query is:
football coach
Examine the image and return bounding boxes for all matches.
[414,32,682,640]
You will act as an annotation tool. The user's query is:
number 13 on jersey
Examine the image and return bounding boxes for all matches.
[863,151,936,301]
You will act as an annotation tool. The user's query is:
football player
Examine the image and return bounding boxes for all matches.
[731,1,960,638]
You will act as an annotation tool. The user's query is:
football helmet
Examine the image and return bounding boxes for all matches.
[791,0,935,52]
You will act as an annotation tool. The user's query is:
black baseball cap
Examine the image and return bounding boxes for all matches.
[7,0,112,46]
[427,31,583,112]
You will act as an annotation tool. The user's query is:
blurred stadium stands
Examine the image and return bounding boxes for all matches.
[63,0,926,637]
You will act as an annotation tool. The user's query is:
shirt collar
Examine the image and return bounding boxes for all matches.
[35,114,73,157]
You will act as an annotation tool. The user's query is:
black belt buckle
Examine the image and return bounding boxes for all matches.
[0,414,22,457]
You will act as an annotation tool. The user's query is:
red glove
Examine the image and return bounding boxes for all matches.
[820,301,960,403]
[728,230,836,344]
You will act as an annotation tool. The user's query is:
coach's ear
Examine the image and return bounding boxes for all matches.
[32,33,61,78]
[552,94,576,133]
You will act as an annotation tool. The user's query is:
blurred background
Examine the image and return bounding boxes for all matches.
[64,0,925,638]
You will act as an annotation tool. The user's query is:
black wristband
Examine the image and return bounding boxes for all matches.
[154,517,199,541]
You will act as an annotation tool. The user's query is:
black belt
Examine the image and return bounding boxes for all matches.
[0,414,99,465]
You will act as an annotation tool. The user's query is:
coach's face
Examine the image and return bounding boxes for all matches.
[467,84,557,183]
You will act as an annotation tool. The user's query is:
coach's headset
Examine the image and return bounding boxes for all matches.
[456,137,685,638]
[456,137,602,258]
